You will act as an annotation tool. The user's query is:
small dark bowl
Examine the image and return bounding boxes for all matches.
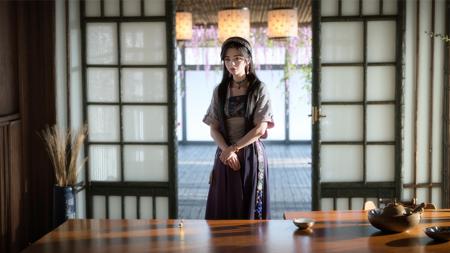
[425,226,450,241]
[368,208,421,233]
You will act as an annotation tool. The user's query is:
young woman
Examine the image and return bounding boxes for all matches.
[203,36,274,219]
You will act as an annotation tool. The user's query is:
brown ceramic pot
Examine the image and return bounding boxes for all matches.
[368,207,421,233]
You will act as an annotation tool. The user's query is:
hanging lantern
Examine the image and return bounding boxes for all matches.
[218,7,250,42]
[268,8,298,39]
[176,11,193,41]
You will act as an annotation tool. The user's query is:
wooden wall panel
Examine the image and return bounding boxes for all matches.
[0,0,18,116]
[0,1,18,251]
[0,0,56,252]
[0,120,25,253]
[16,0,56,244]
[9,120,25,253]
[0,124,8,253]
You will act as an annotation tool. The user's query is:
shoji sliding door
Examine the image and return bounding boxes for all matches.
[81,0,177,218]
[312,0,404,210]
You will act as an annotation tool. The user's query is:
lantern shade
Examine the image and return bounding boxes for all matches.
[176,12,192,41]
[218,8,250,42]
[268,8,298,39]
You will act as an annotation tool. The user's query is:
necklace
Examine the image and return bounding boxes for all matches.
[233,78,247,89]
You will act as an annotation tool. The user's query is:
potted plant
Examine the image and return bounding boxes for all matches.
[41,125,88,227]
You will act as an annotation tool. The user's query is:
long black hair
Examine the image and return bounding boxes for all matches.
[218,37,261,92]
[216,37,262,144]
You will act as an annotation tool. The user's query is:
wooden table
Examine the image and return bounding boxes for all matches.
[284,209,450,252]
[23,210,450,253]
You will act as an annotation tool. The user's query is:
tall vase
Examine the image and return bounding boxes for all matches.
[53,185,76,227]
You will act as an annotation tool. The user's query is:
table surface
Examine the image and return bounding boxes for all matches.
[23,210,450,253]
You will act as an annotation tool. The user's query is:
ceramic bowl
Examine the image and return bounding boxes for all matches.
[424,226,450,241]
[367,208,421,233]
[293,218,315,230]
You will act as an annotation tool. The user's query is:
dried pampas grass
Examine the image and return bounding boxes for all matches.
[41,125,88,187]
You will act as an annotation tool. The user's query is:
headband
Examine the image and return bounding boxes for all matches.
[220,36,252,59]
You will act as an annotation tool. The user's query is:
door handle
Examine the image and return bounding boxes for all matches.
[309,106,326,124]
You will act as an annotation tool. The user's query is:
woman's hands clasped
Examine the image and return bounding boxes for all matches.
[219,146,241,171]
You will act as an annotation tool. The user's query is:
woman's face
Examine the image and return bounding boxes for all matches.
[223,47,248,77]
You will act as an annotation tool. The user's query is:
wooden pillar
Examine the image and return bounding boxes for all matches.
[16,0,56,244]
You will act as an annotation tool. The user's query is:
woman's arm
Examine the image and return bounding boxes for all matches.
[210,122,241,170]
[235,121,268,149]
[209,122,228,151]
[219,122,268,162]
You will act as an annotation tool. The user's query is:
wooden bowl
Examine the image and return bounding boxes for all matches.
[368,208,421,233]
[293,218,315,230]
[425,226,450,241]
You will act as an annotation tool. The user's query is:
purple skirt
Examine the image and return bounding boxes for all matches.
[205,141,270,220]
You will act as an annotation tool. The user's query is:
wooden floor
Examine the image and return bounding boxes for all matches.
[177,143,311,219]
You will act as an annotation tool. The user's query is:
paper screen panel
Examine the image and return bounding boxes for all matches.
[87,23,117,64]
[367,21,396,62]
[87,68,118,102]
[366,145,395,182]
[322,66,363,102]
[123,0,140,16]
[122,106,168,142]
[144,0,165,16]
[156,197,169,219]
[89,145,121,181]
[104,0,120,16]
[367,66,395,101]
[121,68,167,103]
[366,105,395,141]
[321,105,363,141]
[321,22,363,63]
[123,145,168,181]
[321,145,363,182]
[93,195,106,218]
[121,22,167,65]
[88,105,120,141]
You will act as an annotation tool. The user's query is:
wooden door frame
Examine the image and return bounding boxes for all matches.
[311,0,405,210]
[311,0,321,211]
[80,0,178,219]
[443,0,450,208]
